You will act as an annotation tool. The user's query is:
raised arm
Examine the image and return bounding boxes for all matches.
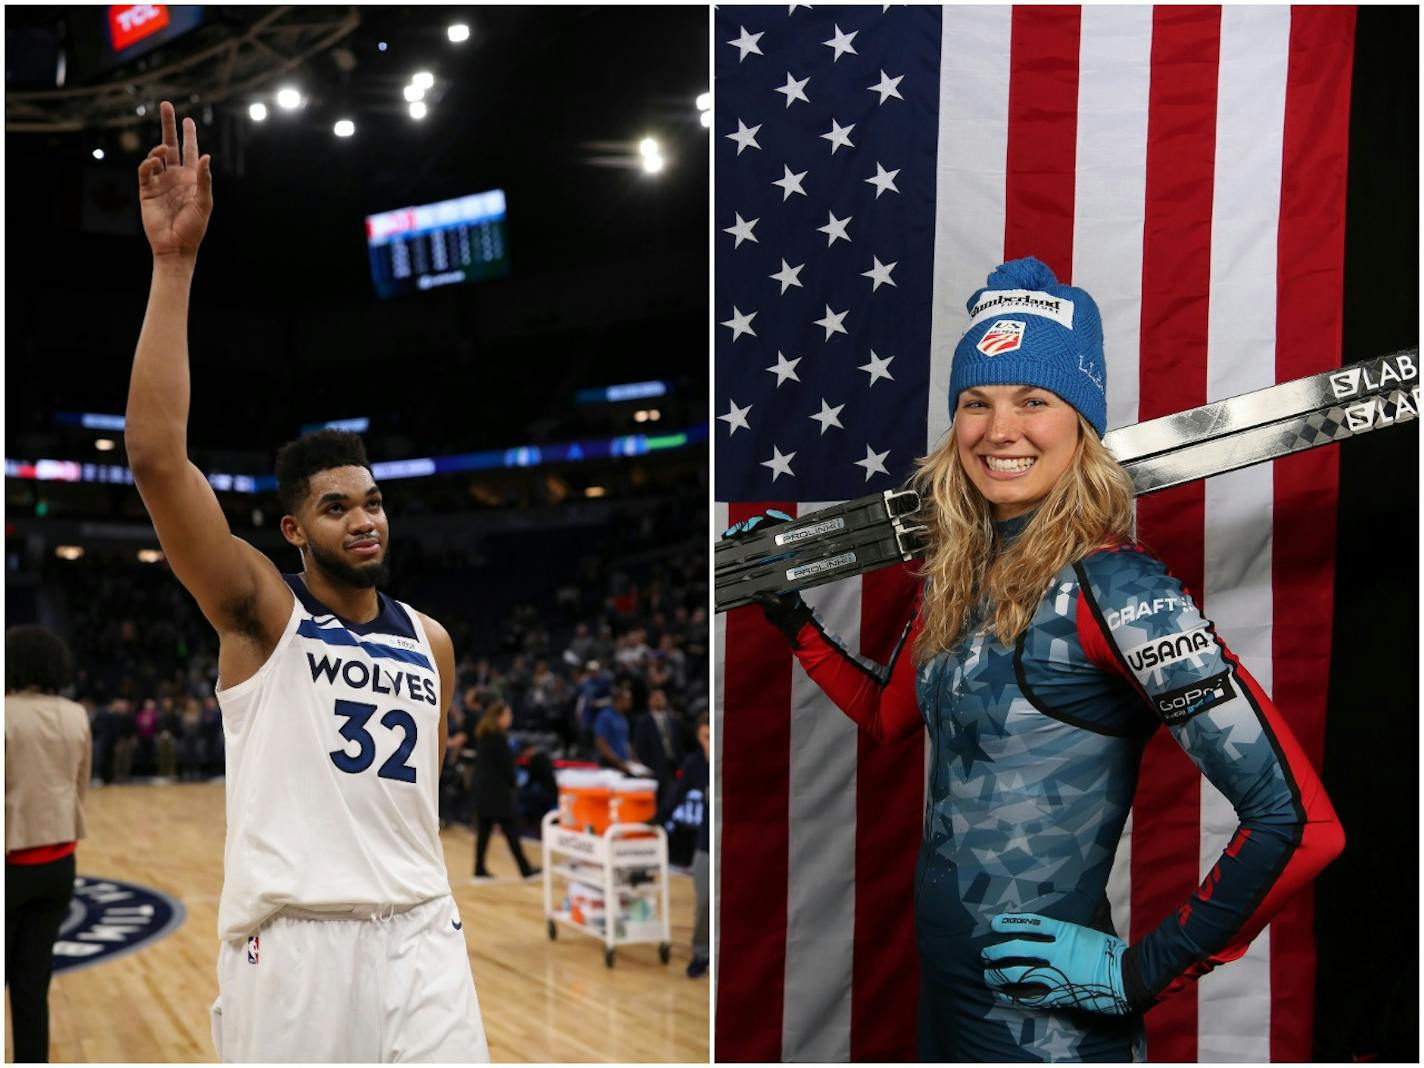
[126,102,289,649]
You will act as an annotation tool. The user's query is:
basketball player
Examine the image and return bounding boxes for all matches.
[127,101,489,1062]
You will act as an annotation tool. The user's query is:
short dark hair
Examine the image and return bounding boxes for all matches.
[6,625,74,694]
[274,430,373,516]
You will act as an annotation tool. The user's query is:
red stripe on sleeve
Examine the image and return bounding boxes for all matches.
[717,501,797,1062]
[1003,5,1082,279]
[850,564,924,1062]
[1268,8,1356,1059]
[1132,7,1222,1060]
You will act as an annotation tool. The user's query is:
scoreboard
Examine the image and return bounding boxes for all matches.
[365,190,510,300]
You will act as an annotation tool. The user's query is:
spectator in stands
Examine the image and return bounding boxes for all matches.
[594,685,643,775]
[472,701,539,882]
[656,713,709,979]
[634,687,686,808]
[441,703,471,828]
[178,697,206,780]
[575,660,613,744]
[5,625,91,1061]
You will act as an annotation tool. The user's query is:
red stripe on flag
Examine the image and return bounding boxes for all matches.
[849,564,923,1062]
[717,501,797,1061]
[1132,7,1222,1061]
[1003,5,1082,279]
[1268,7,1356,1060]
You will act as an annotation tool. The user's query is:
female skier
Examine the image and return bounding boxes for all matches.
[733,257,1344,1061]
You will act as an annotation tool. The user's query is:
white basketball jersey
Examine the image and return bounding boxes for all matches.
[215,575,451,939]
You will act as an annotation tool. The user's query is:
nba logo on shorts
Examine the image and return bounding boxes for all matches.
[246,935,260,964]
[977,320,1026,356]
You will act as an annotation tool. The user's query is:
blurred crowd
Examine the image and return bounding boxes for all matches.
[28,493,709,839]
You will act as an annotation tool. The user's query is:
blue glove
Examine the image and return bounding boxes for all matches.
[721,510,810,641]
[982,913,1132,1016]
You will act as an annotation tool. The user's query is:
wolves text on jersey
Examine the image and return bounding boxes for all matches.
[307,652,438,704]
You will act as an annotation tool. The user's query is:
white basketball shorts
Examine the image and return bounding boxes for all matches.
[210,895,489,1063]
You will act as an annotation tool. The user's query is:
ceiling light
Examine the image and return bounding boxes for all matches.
[334,119,355,138]
[648,409,661,421]
[55,546,84,561]
[135,103,146,116]
[276,87,302,110]
[642,154,665,174]
[403,84,425,102]
[638,137,660,158]
[585,486,606,498]
[378,41,388,52]
[249,102,267,121]
[700,110,712,128]
[137,549,164,564]
[696,92,711,111]
[95,438,115,451]
[448,23,470,43]
[413,71,434,90]
[634,410,648,423]
[92,148,105,160]
[409,101,428,120]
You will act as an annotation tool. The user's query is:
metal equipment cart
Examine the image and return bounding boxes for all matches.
[540,809,672,967]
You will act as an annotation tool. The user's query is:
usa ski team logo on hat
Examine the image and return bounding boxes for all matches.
[977,319,1026,356]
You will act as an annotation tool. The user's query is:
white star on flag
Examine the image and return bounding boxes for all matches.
[766,351,802,386]
[775,72,811,108]
[821,118,856,154]
[728,26,764,62]
[855,444,891,480]
[721,306,757,341]
[719,399,753,435]
[762,445,797,482]
[862,256,897,290]
[770,259,805,294]
[867,69,904,103]
[865,162,900,198]
[772,165,808,200]
[858,350,895,385]
[724,212,760,247]
[817,210,852,246]
[726,119,762,155]
[810,398,846,434]
[788,2,810,11]
[814,304,849,340]
[822,24,859,61]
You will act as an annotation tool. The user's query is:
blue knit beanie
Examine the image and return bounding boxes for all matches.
[948,256,1107,437]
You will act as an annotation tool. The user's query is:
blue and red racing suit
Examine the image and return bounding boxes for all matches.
[787,517,1344,1061]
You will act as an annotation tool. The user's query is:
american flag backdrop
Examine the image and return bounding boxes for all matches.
[714,5,1356,1062]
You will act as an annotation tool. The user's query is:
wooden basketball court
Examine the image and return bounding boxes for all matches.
[4,781,708,1062]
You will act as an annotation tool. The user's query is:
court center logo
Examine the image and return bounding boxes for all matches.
[52,876,186,975]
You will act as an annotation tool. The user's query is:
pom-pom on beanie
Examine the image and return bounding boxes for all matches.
[948,256,1107,437]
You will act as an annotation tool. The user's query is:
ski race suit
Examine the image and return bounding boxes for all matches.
[789,515,1344,1061]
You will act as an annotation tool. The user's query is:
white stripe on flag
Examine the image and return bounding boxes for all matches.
[1198,6,1291,1061]
[927,5,1014,448]
[1075,2,1155,945]
[1073,4,1153,436]
[713,500,729,1000]
[781,506,860,1062]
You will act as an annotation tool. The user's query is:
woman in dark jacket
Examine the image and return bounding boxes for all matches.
[471,702,538,881]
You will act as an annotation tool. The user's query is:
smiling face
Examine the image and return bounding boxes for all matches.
[954,385,1082,520]
[282,465,390,589]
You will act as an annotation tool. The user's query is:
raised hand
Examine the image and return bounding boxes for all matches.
[137,100,213,259]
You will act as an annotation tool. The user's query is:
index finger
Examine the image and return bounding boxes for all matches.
[160,101,179,165]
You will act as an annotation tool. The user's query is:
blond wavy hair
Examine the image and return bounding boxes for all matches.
[910,415,1136,661]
